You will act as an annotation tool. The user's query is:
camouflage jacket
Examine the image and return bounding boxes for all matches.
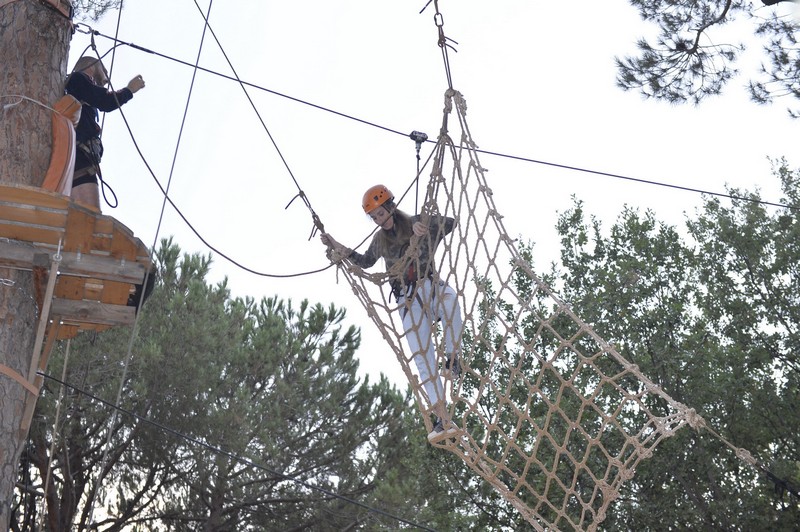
[349,214,455,294]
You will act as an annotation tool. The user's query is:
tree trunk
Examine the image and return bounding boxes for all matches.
[0,0,71,528]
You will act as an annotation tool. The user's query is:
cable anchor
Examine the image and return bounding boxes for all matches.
[409,130,428,160]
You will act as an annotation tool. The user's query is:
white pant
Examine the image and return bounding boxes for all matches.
[398,278,463,410]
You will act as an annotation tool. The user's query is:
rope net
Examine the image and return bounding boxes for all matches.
[328,89,697,531]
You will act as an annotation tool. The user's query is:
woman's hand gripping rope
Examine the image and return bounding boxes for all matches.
[320,233,351,263]
[412,221,429,237]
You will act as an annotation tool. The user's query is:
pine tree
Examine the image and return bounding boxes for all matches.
[617,0,800,115]
[0,2,73,527]
[550,162,799,528]
[13,239,468,530]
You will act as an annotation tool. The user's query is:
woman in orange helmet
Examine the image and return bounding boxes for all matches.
[321,185,462,442]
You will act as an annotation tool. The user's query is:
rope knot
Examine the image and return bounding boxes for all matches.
[620,466,636,481]
[683,407,705,430]
[443,91,454,113]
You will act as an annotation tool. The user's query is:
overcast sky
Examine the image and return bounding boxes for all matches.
[67,0,799,386]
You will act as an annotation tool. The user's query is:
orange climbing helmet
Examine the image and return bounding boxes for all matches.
[362,184,393,214]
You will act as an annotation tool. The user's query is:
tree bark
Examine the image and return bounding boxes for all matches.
[0,0,72,528]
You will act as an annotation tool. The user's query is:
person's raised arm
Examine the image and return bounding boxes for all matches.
[68,72,134,112]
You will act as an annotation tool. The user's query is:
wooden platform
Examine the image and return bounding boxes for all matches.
[0,184,151,339]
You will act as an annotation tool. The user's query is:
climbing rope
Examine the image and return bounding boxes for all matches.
[69,16,336,278]
[81,0,216,522]
[421,0,458,90]
[324,85,794,530]
[319,6,800,527]
[14,3,792,528]
[37,337,71,531]
[187,0,326,239]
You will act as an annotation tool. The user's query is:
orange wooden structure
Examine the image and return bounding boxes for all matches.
[0,183,151,340]
[0,93,150,340]
[41,94,80,195]
[0,92,151,432]
[0,185,151,433]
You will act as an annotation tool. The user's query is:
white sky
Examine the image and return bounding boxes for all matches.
[67,0,799,387]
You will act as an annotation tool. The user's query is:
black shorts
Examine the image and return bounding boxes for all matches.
[72,172,98,187]
[73,149,98,187]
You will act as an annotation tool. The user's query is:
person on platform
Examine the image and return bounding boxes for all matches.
[65,56,145,210]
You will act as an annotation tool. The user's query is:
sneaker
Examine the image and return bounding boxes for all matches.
[444,353,462,377]
[427,419,458,443]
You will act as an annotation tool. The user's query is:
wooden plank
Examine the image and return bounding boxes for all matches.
[55,323,80,340]
[62,206,93,254]
[51,297,135,327]
[0,242,147,284]
[2,185,150,335]
[103,218,140,304]
[62,253,146,284]
[0,241,41,270]
[0,203,67,228]
[93,217,114,235]
[0,222,65,246]
[40,111,76,195]
[132,235,152,267]
[100,279,131,305]
[76,323,111,336]
[138,252,153,269]
[83,280,104,301]
[113,218,135,239]
[112,230,137,260]
[88,233,113,254]
[36,321,61,373]
[55,276,85,300]
[0,184,67,210]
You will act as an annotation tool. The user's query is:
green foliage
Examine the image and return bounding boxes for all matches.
[459,242,683,531]
[14,237,468,531]
[550,161,800,529]
[16,163,800,529]
[448,161,798,530]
